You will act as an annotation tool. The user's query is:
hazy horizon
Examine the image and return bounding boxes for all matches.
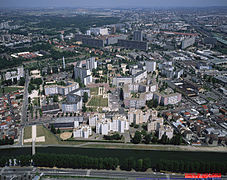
[1,0,227,8]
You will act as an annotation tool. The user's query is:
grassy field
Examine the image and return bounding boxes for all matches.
[90,87,99,95]
[24,125,84,145]
[24,125,59,145]
[23,126,32,139]
[36,125,59,145]
[0,86,23,96]
[1,147,226,164]
[87,96,108,107]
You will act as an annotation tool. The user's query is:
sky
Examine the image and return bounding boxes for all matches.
[0,0,227,8]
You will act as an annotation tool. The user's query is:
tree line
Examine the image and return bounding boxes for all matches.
[0,137,14,146]
[103,133,123,141]
[0,153,226,174]
[132,130,183,145]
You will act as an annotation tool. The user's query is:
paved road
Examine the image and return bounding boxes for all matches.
[21,70,29,124]
[1,142,226,154]
[17,70,30,146]
[0,167,187,180]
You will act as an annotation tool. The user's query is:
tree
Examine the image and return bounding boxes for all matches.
[28,97,31,104]
[38,97,40,107]
[18,77,25,86]
[57,128,61,134]
[144,134,151,144]
[46,97,49,105]
[50,125,56,134]
[18,155,31,166]
[83,92,88,103]
[53,95,58,102]
[146,100,153,108]
[28,83,35,94]
[153,99,158,108]
[103,133,122,140]
[75,77,85,88]
[135,159,143,171]
[156,76,159,82]
[82,105,87,112]
[142,158,151,171]
[119,88,124,101]
[160,134,168,144]
[132,131,142,144]
[134,124,139,128]
[141,129,147,137]
[142,124,147,131]
[170,133,182,145]
[120,157,135,171]
[151,133,158,143]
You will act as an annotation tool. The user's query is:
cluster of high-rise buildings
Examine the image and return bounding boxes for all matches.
[61,88,90,112]
[89,114,129,135]
[44,81,79,96]
[4,66,24,82]
[74,57,97,85]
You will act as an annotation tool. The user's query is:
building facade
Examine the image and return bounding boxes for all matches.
[73,125,92,139]
[153,92,182,106]
[118,39,148,51]
[145,61,156,73]
[74,67,92,85]
[133,31,143,41]
[44,81,79,96]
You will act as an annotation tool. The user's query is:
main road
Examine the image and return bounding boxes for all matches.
[0,167,187,180]
[17,70,30,146]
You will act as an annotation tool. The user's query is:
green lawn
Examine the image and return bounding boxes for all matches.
[36,125,60,145]
[24,126,32,139]
[90,87,99,95]
[24,125,59,145]
[24,125,84,145]
[0,86,23,96]
[87,96,108,107]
